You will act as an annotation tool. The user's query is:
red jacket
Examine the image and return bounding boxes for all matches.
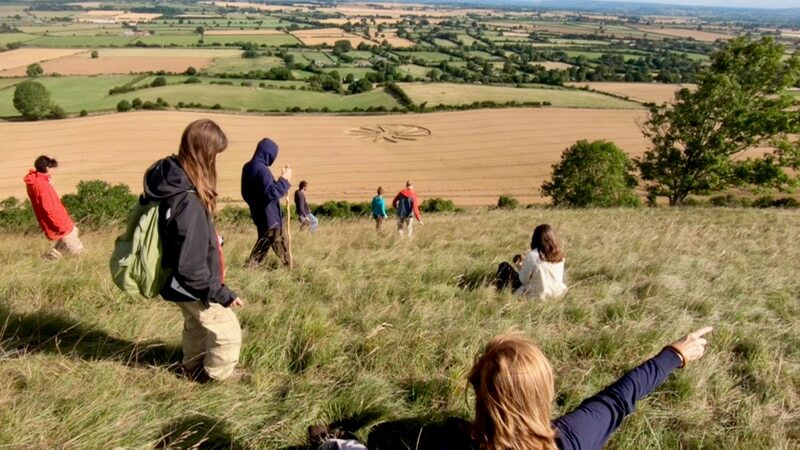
[392,188,422,221]
[24,169,74,240]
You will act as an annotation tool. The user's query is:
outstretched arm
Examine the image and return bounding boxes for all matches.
[554,327,712,450]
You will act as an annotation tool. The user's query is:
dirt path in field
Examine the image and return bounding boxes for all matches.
[0,109,647,205]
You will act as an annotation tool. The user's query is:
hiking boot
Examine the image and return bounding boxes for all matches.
[220,367,252,384]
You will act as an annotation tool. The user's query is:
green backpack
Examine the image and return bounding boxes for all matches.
[110,199,170,298]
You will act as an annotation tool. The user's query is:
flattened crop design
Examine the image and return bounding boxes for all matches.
[347,124,432,143]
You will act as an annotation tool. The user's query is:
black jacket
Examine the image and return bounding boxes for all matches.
[144,156,237,306]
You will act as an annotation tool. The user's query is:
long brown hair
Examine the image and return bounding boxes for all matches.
[469,334,557,450]
[531,224,564,263]
[176,119,228,212]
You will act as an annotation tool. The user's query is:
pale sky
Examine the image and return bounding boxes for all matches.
[604,0,799,8]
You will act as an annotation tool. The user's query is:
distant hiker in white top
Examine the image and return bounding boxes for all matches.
[516,224,567,299]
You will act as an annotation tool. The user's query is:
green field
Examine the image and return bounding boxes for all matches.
[0,33,43,46]
[205,55,285,73]
[26,35,137,47]
[0,208,796,448]
[0,77,399,114]
[398,83,642,109]
[0,75,139,116]
[397,64,430,78]
[396,51,459,63]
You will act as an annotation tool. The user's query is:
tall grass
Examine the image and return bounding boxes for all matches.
[0,209,798,449]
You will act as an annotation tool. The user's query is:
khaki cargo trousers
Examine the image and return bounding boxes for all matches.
[177,300,242,381]
[46,226,85,260]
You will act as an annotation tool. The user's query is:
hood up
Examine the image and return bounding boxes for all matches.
[144,156,193,200]
[252,138,279,167]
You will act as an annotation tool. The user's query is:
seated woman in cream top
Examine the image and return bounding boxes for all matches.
[516,224,567,299]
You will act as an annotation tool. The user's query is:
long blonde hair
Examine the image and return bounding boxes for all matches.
[469,334,557,450]
[176,119,228,212]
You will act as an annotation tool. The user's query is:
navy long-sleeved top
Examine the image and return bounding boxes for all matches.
[428,348,683,450]
[552,348,682,449]
[241,138,291,234]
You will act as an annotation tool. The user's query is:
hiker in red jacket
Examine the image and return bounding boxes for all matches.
[24,156,84,259]
[392,181,423,237]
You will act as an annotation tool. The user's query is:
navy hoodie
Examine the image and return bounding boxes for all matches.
[144,156,237,307]
[241,138,291,234]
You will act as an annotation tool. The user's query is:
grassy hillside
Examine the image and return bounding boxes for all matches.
[0,208,797,448]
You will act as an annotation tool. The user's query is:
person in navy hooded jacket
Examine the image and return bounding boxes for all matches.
[241,138,293,268]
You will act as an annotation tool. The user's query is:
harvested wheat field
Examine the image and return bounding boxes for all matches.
[566,82,695,104]
[370,30,414,47]
[0,48,85,73]
[291,28,374,47]
[636,26,733,42]
[0,109,647,205]
[0,49,233,76]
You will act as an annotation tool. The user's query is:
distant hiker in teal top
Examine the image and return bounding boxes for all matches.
[371,186,388,232]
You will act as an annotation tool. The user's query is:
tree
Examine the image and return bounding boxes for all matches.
[26,63,43,78]
[13,80,53,120]
[347,78,372,94]
[333,39,352,54]
[150,76,167,87]
[195,26,205,36]
[541,140,640,207]
[637,37,800,205]
[91,50,99,58]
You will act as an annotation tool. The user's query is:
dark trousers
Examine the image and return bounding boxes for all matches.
[247,227,290,267]
[496,262,522,290]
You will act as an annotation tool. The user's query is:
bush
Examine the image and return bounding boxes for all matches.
[48,105,67,119]
[117,100,132,112]
[218,205,252,225]
[61,180,137,228]
[0,197,37,233]
[150,76,167,87]
[541,140,641,207]
[131,98,143,109]
[79,109,88,117]
[13,80,53,120]
[420,198,456,213]
[497,195,519,209]
[185,76,201,84]
[185,66,197,75]
[312,201,371,219]
[91,50,99,58]
[26,63,43,78]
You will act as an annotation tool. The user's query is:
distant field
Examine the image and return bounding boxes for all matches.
[205,55,284,73]
[636,26,734,42]
[291,28,374,47]
[398,83,642,109]
[0,48,85,72]
[531,61,574,70]
[25,35,136,47]
[566,82,694,104]
[0,108,647,204]
[0,48,236,76]
[0,75,138,114]
[396,51,459,63]
[0,79,399,115]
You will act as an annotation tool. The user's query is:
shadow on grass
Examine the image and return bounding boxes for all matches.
[367,415,473,450]
[0,305,180,368]
[456,266,495,291]
[155,414,245,450]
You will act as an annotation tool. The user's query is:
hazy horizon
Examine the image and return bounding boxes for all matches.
[600,0,798,9]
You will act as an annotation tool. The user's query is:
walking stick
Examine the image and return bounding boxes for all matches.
[285,195,293,270]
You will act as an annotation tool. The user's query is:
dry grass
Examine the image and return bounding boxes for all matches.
[0,208,797,448]
[0,109,648,206]
[205,29,287,36]
[532,61,574,70]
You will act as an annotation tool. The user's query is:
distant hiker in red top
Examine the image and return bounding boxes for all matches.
[392,181,423,237]
[24,155,84,259]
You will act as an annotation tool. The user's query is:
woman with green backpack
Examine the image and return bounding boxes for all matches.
[143,119,245,383]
